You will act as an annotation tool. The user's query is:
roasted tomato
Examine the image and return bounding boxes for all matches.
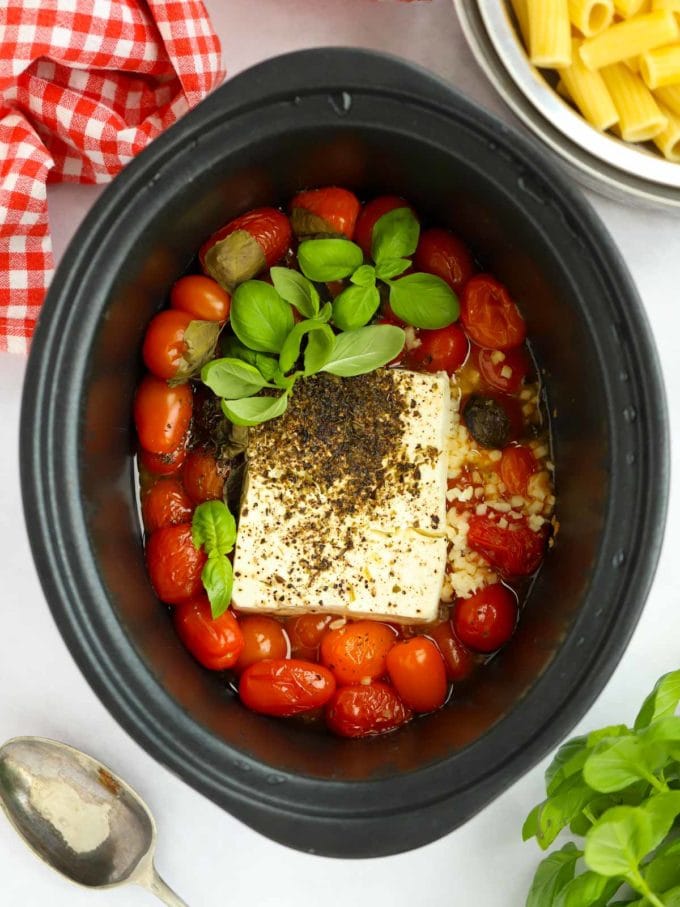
[285,614,333,660]
[326,683,412,738]
[142,478,193,533]
[467,514,548,577]
[146,523,206,605]
[290,186,360,239]
[427,621,476,682]
[139,436,188,476]
[199,207,292,291]
[320,620,396,685]
[234,616,289,673]
[353,195,412,258]
[385,638,448,713]
[414,228,475,293]
[461,275,526,350]
[182,449,224,504]
[134,375,193,455]
[239,659,336,717]
[476,345,531,395]
[170,275,231,322]
[453,584,518,653]
[500,445,538,496]
[142,310,193,380]
[173,596,244,670]
[405,323,468,374]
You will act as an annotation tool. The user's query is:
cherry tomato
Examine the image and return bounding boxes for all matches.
[405,323,468,374]
[134,375,193,455]
[239,659,336,717]
[326,682,412,738]
[461,275,526,350]
[139,436,188,476]
[354,195,412,258]
[142,310,193,380]
[320,620,397,685]
[170,275,231,322]
[467,514,548,576]
[453,584,518,653]
[173,596,244,670]
[234,616,289,673]
[285,614,333,660]
[142,478,193,533]
[427,621,476,681]
[182,449,224,504]
[385,638,448,713]
[199,207,292,290]
[500,445,538,496]
[414,228,475,293]
[476,345,531,395]
[146,523,206,605]
[290,186,360,239]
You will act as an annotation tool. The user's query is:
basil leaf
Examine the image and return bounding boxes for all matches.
[332,284,381,331]
[201,556,233,619]
[221,393,289,426]
[297,238,363,282]
[304,326,335,376]
[553,871,621,907]
[526,842,581,907]
[350,264,376,287]
[170,320,222,385]
[389,273,460,329]
[569,786,648,836]
[522,803,540,841]
[640,791,680,851]
[272,370,298,391]
[230,280,294,353]
[643,837,680,892]
[545,736,589,796]
[583,737,652,793]
[584,806,651,879]
[220,335,279,381]
[317,301,333,323]
[535,774,600,850]
[587,725,632,748]
[201,357,274,399]
[371,207,419,263]
[191,501,236,556]
[321,324,405,377]
[635,671,680,730]
[279,321,335,374]
[662,887,680,907]
[270,267,320,318]
[375,258,412,280]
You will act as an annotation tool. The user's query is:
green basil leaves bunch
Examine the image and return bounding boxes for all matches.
[524,670,680,907]
[191,501,237,617]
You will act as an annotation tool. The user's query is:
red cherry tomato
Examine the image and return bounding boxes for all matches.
[453,584,518,653]
[134,375,193,455]
[500,445,538,496]
[142,479,193,533]
[467,514,548,577]
[385,638,448,713]
[173,596,244,670]
[461,275,526,350]
[354,195,412,258]
[326,683,412,738]
[405,323,468,375]
[234,616,289,673]
[427,621,475,681]
[142,310,193,380]
[476,345,531,395]
[239,659,336,717]
[170,275,231,322]
[320,620,397,685]
[285,614,333,660]
[182,449,224,504]
[146,523,206,605]
[139,436,189,476]
[414,228,475,293]
[290,186,360,239]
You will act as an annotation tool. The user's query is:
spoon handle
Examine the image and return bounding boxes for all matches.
[144,865,190,907]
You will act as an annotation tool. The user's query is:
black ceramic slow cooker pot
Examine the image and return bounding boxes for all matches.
[20,49,668,858]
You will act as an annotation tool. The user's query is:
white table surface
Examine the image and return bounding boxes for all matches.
[2,1,680,904]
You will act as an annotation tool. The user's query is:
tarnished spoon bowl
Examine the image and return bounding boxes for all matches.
[0,737,187,905]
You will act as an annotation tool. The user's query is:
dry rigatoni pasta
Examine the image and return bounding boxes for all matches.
[651,0,680,11]
[601,62,668,140]
[640,45,680,89]
[509,0,531,45]
[580,11,679,70]
[568,0,614,36]
[653,101,680,159]
[527,0,572,66]
[558,39,619,129]
[615,0,650,13]
[655,83,680,115]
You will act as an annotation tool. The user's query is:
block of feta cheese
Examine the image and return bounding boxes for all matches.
[231,368,450,624]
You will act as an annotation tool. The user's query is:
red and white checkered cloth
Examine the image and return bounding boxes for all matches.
[0,0,224,353]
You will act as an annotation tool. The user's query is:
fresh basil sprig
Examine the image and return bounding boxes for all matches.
[270,267,320,318]
[297,238,363,282]
[279,320,335,374]
[332,284,381,332]
[524,669,680,907]
[222,393,290,427]
[230,280,294,353]
[321,324,405,377]
[201,357,276,399]
[388,272,460,329]
[191,501,236,618]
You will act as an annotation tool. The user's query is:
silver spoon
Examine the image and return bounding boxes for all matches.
[0,736,188,905]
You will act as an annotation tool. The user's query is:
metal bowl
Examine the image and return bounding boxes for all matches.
[455,0,680,209]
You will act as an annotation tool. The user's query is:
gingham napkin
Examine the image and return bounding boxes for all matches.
[0,0,224,354]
